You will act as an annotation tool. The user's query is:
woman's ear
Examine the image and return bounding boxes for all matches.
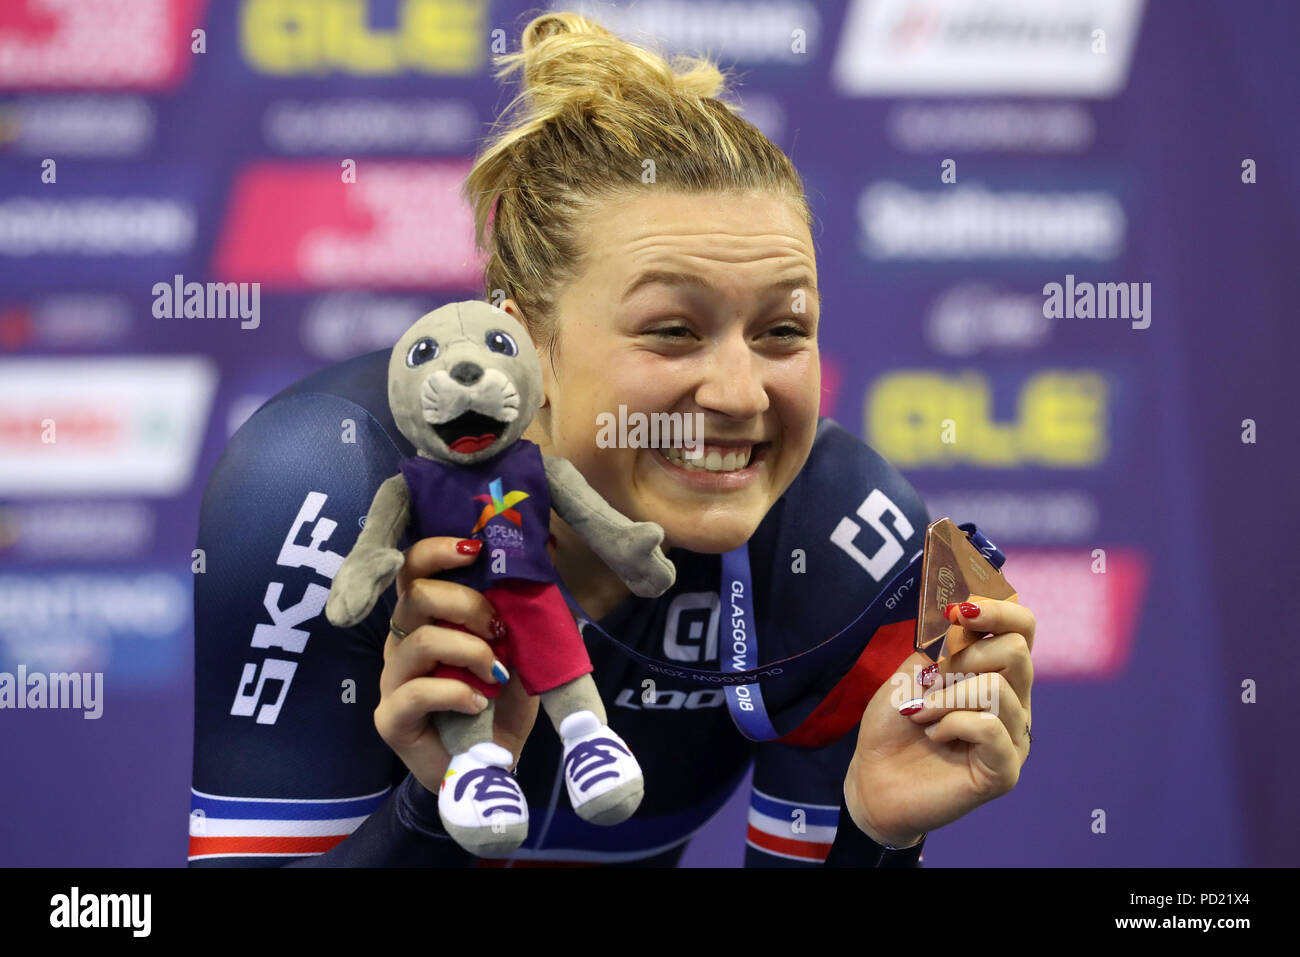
[500,297,550,410]
[498,296,522,320]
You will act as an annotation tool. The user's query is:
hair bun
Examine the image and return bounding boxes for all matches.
[521,11,609,49]
[498,11,727,119]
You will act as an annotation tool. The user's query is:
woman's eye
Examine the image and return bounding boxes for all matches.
[406,337,439,366]
[767,322,811,340]
[649,325,694,340]
[485,329,518,356]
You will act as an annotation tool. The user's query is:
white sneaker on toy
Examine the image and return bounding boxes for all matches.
[558,710,644,826]
[438,741,529,856]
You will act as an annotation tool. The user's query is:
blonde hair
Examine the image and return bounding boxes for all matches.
[462,10,813,355]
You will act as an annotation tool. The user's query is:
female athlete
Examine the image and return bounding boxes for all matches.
[189,11,1035,867]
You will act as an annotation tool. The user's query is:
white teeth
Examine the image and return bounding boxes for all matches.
[658,444,753,472]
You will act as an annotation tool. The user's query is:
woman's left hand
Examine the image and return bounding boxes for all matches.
[843,598,1035,848]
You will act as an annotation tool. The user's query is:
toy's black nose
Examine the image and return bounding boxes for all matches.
[449,361,483,386]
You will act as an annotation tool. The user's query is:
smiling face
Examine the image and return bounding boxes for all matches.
[510,189,821,553]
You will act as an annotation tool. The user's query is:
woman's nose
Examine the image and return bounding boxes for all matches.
[693,333,769,418]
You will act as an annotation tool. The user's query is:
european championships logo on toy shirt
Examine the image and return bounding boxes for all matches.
[397,439,556,590]
[472,476,531,561]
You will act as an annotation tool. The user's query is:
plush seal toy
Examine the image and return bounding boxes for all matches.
[325,300,676,856]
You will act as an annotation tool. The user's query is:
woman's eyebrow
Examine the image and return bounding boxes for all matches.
[620,269,821,307]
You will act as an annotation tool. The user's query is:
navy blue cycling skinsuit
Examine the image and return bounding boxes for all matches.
[189,349,932,867]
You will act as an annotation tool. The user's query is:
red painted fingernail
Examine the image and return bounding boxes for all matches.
[899,698,924,716]
[456,539,482,555]
[944,603,958,622]
[490,617,507,641]
[958,602,981,619]
[920,664,938,688]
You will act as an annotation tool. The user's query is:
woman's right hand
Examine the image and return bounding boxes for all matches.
[373,537,540,796]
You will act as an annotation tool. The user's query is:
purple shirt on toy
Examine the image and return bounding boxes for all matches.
[398,439,556,591]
